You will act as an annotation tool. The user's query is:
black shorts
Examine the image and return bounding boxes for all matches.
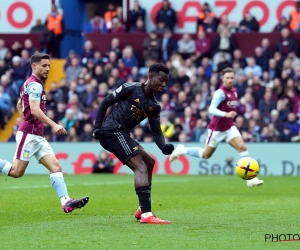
[99,129,140,164]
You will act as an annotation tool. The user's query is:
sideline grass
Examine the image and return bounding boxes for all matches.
[0,175,299,250]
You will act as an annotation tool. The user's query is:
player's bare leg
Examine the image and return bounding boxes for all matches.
[170,143,216,161]
[127,154,171,224]
[138,145,155,187]
[228,136,264,187]
[134,145,156,220]
[0,158,29,177]
[2,159,29,178]
[39,154,89,213]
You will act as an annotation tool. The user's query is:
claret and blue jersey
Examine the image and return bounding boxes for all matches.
[18,75,46,136]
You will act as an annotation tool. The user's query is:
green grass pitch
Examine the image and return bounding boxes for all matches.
[0,174,299,250]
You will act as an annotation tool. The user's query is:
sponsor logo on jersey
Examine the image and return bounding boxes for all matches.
[131,105,147,121]
[227,100,237,108]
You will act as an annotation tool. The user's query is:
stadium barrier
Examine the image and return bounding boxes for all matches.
[3,32,300,59]
[86,32,300,57]
[3,34,41,49]
[0,143,299,175]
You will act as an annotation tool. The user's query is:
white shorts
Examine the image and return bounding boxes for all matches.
[14,131,54,161]
[206,126,241,148]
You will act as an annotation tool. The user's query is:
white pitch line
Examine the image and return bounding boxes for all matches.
[0,178,190,190]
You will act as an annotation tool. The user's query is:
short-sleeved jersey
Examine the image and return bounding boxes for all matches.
[18,75,46,136]
[102,82,161,131]
[208,84,238,132]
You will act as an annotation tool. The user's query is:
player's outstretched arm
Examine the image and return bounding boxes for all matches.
[29,100,55,127]
[148,109,174,155]
[208,90,237,118]
[94,95,116,130]
[29,100,66,134]
[93,85,131,139]
[208,89,227,117]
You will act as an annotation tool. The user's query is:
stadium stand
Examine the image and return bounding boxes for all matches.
[0,1,300,143]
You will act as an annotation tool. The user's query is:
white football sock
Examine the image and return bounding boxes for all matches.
[60,195,71,205]
[142,212,153,218]
[239,151,249,158]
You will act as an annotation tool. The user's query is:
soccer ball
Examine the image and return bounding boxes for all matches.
[236,157,260,180]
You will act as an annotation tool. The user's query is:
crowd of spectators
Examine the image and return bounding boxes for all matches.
[0,38,38,129]
[92,150,114,173]
[1,0,300,144]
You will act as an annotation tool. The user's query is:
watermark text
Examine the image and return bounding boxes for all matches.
[265,234,300,242]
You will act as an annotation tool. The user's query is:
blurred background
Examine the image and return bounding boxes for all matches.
[0,0,299,175]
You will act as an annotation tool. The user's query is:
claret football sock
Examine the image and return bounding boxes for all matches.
[239,151,249,158]
[50,172,71,205]
[0,159,12,175]
[136,186,151,214]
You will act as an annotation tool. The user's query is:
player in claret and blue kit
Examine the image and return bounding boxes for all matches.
[0,53,89,213]
[93,63,174,224]
[170,67,264,187]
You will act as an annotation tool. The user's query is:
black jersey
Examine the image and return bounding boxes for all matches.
[95,82,166,150]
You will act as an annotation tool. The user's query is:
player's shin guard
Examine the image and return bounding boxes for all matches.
[136,186,151,214]
[0,159,12,175]
[50,172,70,205]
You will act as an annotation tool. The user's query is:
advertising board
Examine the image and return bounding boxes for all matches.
[128,0,296,33]
[0,143,299,176]
[0,0,51,33]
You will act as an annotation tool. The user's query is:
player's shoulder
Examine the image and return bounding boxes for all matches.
[27,81,42,87]
[112,82,142,97]
[214,88,225,96]
[26,75,42,84]
[117,82,143,94]
[149,95,161,112]
[27,81,43,94]
[232,87,238,92]
[212,88,226,101]
[152,95,160,106]
[27,81,43,89]
[123,82,143,89]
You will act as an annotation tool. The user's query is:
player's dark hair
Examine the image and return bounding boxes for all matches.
[149,63,169,75]
[30,53,50,65]
[222,67,235,76]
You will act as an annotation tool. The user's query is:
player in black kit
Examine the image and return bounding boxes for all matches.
[93,63,174,224]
